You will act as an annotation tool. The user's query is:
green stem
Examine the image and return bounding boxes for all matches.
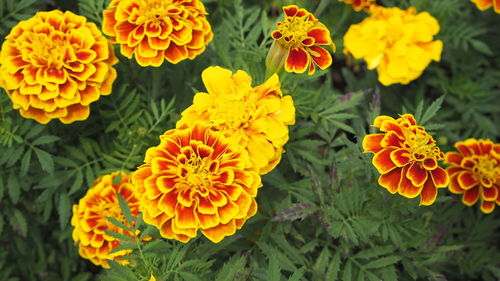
[314,0,331,17]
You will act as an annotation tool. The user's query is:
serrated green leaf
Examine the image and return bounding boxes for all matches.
[58,192,71,230]
[104,229,133,241]
[105,217,133,233]
[420,95,445,125]
[116,193,134,226]
[364,256,400,269]
[34,148,54,173]
[32,135,60,146]
[7,174,20,204]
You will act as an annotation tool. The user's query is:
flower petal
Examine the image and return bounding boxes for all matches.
[462,187,480,206]
[362,133,384,153]
[378,167,402,194]
[419,179,438,206]
[457,171,478,190]
[407,162,427,187]
[284,47,310,73]
[372,148,397,174]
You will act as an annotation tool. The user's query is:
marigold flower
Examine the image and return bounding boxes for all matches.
[338,0,375,11]
[102,0,213,67]
[176,66,295,174]
[132,123,262,243]
[444,139,500,214]
[362,114,449,205]
[0,10,118,124]
[343,6,443,86]
[471,0,500,13]
[71,171,143,268]
[266,5,336,75]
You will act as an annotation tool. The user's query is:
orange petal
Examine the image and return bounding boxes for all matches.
[373,115,394,128]
[379,120,404,138]
[419,179,438,206]
[362,133,384,153]
[445,152,463,165]
[455,142,472,157]
[157,191,177,216]
[407,162,427,187]
[197,212,219,229]
[381,131,402,147]
[198,197,217,214]
[462,187,479,206]
[217,200,239,224]
[480,201,495,214]
[390,149,411,167]
[398,166,421,198]
[308,46,332,70]
[283,5,298,17]
[59,104,89,124]
[423,158,438,170]
[201,220,236,243]
[284,47,310,73]
[307,28,331,45]
[448,173,464,194]
[457,171,478,190]
[174,204,198,229]
[378,167,401,194]
[430,166,449,188]
[164,43,188,64]
[481,186,498,201]
[372,147,397,174]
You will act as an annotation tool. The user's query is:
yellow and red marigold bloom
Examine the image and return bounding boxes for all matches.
[362,114,449,205]
[471,0,500,13]
[343,6,443,86]
[338,0,376,11]
[176,66,295,174]
[132,123,262,243]
[266,5,336,75]
[71,171,143,268]
[0,10,118,124]
[444,139,500,214]
[102,0,213,67]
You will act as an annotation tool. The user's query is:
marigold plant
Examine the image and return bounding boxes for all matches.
[444,138,500,213]
[0,10,118,124]
[266,5,336,75]
[102,0,213,67]
[362,114,449,205]
[176,66,295,174]
[338,0,375,11]
[343,6,443,86]
[71,171,143,268]
[132,123,262,243]
[471,0,500,13]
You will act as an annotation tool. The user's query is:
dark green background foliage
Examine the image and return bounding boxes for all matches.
[0,0,499,280]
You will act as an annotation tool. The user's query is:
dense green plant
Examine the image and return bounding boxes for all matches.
[0,0,498,280]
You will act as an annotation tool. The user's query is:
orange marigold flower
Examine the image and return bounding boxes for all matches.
[102,0,213,67]
[71,171,143,268]
[338,0,376,11]
[471,0,500,13]
[176,66,295,174]
[266,5,336,75]
[444,139,500,214]
[343,6,442,85]
[362,114,449,205]
[132,123,262,243]
[0,10,118,124]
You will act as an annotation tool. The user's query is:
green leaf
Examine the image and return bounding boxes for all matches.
[420,95,445,125]
[10,209,28,238]
[58,192,71,230]
[364,256,401,269]
[268,251,281,281]
[104,229,133,241]
[34,148,54,173]
[326,252,341,280]
[20,149,32,176]
[288,267,305,281]
[32,135,60,146]
[116,193,134,226]
[342,260,352,281]
[214,255,247,281]
[105,217,133,232]
[7,174,20,204]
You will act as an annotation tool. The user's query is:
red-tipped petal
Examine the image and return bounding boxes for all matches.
[457,171,478,190]
[378,167,402,194]
[420,179,438,206]
[308,46,332,70]
[423,158,438,170]
[307,28,331,45]
[362,133,384,153]
[462,187,480,206]
[283,5,298,17]
[448,173,465,194]
[398,166,422,198]
[481,186,498,201]
[431,167,449,188]
[390,149,411,167]
[445,152,463,165]
[407,163,428,187]
[372,148,397,174]
[284,47,310,74]
[381,131,402,147]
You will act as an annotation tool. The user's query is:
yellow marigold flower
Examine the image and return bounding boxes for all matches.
[0,10,118,124]
[338,0,376,11]
[176,66,295,174]
[362,114,449,205]
[71,171,144,268]
[343,6,443,86]
[102,0,213,67]
[471,0,500,13]
[266,5,336,75]
[444,139,500,214]
[132,123,262,243]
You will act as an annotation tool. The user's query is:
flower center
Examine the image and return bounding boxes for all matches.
[27,32,68,69]
[178,144,217,196]
[209,100,254,131]
[274,16,314,48]
[471,155,499,184]
[136,0,183,23]
[403,128,442,162]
